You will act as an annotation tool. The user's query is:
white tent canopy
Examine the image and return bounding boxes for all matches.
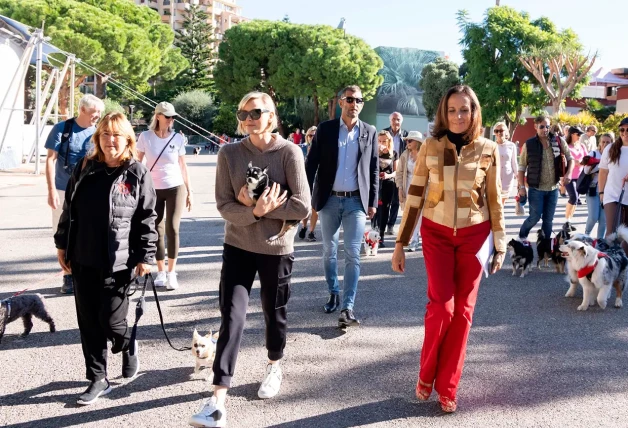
[590,67,628,87]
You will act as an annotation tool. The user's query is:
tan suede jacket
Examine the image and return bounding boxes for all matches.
[396,135,506,253]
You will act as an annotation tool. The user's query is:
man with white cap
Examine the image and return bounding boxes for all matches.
[395,130,424,251]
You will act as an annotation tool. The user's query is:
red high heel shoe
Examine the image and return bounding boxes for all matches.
[415,379,433,401]
[439,396,457,413]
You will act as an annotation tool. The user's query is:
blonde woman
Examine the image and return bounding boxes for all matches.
[54,113,157,405]
[396,131,423,251]
[299,126,319,241]
[137,102,193,290]
[493,122,518,205]
[189,92,310,427]
[377,130,398,247]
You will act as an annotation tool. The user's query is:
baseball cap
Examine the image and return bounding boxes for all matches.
[568,126,584,136]
[620,117,628,127]
[154,101,178,117]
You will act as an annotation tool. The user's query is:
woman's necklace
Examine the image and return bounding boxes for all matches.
[105,165,120,176]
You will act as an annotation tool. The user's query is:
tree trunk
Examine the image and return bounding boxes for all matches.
[266,84,286,136]
[552,98,562,114]
[313,92,320,125]
[95,74,109,99]
[328,95,338,119]
[59,74,87,119]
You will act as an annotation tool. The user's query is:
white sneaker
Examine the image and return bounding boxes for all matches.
[189,397,227,427]
[154,271,167,287]
[167,272,179,290]
[257,363,282,399]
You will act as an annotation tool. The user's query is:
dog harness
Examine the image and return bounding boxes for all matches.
[365,236,377,248]
[577,253,608,280]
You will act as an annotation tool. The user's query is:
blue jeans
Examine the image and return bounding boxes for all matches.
[585,193,606,239]
[318,195,366,311]
[519,188,558,239]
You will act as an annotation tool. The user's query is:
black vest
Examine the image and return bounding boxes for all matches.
[525,134,565,189]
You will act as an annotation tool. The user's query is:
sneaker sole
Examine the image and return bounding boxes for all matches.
[76,385,112,406]
[258,389,280,399]
[189,410,226,427]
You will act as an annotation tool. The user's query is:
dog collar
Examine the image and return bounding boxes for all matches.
[365,238,377,247]
[577,253,607,279]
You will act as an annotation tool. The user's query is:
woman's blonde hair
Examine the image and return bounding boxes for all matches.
[236,91,278,135]
[306,126,317,137]
[148,113,173,132]
[492,121,510,139]
[89,112,137,163]
[378,130,394,154]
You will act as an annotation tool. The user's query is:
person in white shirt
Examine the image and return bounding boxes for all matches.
[493,122,518,205]
[137,102,193,290]
[598,118,628,252]
[580,125,598,153]
[583,133,612,238]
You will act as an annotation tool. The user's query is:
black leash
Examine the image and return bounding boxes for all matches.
[129,273,191,353]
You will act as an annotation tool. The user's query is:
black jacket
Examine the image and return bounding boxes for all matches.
[383,127,409,155]
[54,158,158,273]
[525,133,567,189]
[306,118,379,212]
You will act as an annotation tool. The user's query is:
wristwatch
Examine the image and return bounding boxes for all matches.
[518,185,526,189]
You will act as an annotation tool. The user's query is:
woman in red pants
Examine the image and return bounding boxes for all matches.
[391,85,506,413]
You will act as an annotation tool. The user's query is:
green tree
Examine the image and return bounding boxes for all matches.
[418,57,461,121]
[214,21,383,130]
[171,90,216,134]
[174,3,215,92]
[212,104,238,136]
[0,0,187,115]
[457,6,564,135]
[102,98,125,115]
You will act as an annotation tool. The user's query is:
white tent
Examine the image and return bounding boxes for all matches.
[590,67,628,87]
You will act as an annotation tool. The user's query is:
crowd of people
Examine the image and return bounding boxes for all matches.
[42,87,628,426]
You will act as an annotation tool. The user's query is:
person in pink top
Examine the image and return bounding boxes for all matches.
[564,126,587,220]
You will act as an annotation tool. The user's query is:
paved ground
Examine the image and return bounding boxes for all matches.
[1,149,628,427]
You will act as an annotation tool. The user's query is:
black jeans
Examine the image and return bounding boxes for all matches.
[388,183,400,228]
[72,262,132,381]
[213,244,294,388]
[379,180,397,239]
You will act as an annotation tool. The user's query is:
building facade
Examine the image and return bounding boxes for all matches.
[135,0,247,46]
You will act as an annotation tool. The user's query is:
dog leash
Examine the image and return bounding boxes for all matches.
[129,273,191,353]
[613,189,625,234]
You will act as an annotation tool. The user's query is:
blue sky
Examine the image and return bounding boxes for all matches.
[238,0,622,73]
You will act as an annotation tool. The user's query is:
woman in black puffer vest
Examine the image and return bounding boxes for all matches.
[54,112,157,406]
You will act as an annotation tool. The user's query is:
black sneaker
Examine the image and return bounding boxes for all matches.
[60,274,74,294]
[122,340,139,378]
[298,226,307,240]
[77,378,111,405]
[307,232,316,242]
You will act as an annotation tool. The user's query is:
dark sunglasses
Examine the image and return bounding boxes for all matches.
[162,114,175,119]
[538,124,550,129]
[494,129,504,134]
[342,96,364,105]
[306,134,315,138]
[236,109,270,121]
[620,127,628,134]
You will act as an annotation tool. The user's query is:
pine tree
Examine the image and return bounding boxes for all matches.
[174,3,216,92]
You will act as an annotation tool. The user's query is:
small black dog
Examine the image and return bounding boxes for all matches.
[508,239,534,277]
[245,162,300,243]
[536,229,553,269]
[0,293,55,344]
[193,146,201,156]
[551,221,577,273]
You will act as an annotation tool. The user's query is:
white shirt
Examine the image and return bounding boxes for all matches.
[405,156,415,193]
[599,145,628,204]
[497,141,518,197]
[137,130,186,190]
[579,134,596,153]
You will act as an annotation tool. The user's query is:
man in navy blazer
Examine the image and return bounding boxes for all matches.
[306,85,379,328]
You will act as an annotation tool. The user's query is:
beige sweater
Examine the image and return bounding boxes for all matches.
[215,136,311,255]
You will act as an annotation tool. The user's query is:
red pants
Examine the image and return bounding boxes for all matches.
[419,218,490,400]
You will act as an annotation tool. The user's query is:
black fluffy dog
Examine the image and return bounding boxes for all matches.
[536,229,553,269]
[508,239,534,277]
[245,161,300,243]
[0,294,55,344]
[551,221,577,273]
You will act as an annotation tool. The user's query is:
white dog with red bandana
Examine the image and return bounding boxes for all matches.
[363,229,381,256]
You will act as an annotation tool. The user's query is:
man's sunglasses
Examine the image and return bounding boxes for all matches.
[236,109,270,121]
[538,125,550,129]
[341,96,364,105]
[620,127,628,134]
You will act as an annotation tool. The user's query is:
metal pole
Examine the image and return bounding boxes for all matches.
[30,67,57,125]
[129,104,135,128]
[69,55,75,118]
[34,31,43,174]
